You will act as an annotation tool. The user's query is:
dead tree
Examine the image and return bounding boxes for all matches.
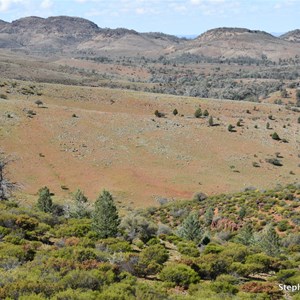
[0,152,18,200]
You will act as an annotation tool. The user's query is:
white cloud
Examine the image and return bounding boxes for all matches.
[169,2,187,13]
[40,0,52,9]
[190,0,202,4]
[0,0,25,12]
[136,7,145,14]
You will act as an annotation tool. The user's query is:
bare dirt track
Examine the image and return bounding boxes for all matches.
[0,81,299,207]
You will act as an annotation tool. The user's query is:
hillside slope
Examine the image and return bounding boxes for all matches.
[0,80,299,207]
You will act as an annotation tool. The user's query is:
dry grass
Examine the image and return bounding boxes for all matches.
[0,80,299,207]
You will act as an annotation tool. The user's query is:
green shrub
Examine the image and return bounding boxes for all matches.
[210,280,238,295]
[53,219,91,238]
[98,282,135,300]
[51,289,100,300]
[96,238,132,253]
[277,220,290,232]
[177,241,200,257]
[228,124,235,132]
[0,94,8,99]
[160,264,200,287]
[276,269,298,283]
[194,108,202,118]
[135,244,169,276]
[271,132,280,140]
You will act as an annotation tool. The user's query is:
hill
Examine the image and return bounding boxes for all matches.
[0,80,299,207]
[0,17,300,60]
[280,29,300,43]
[0,16,185,57]
[174,27,300,61]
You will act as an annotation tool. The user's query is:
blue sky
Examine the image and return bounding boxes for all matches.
[0,0,299,35]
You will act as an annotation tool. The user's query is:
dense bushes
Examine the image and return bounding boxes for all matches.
[160,264,200,287]
[0,184,299,299]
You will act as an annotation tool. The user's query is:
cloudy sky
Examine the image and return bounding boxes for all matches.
[0,0,299,36]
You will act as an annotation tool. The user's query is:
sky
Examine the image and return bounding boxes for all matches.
[0,0,299,36]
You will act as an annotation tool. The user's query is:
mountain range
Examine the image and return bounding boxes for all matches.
[0,16,299,60]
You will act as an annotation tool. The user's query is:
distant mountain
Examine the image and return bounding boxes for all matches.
[0,16,186,56]
[0,17,299,60]
[174,27,300,61]
[280,29,300,43]
[176,34,198,39]
[270,32,284,37]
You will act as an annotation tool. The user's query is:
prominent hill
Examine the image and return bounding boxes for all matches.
[174,27,300,61]
[0,16,100,53]
[0,17,299,60]
[280,29,300,43]
[0,16,185,56]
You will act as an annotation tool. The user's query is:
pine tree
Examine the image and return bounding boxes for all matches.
[194,108,202,118]
[235,223,254,246]
[208,116,214,126]
[272,132,280,140]
[257,224,281,256]
[203,109,209,117]
[92,190,120,238]
[72,189,89,218]
[177,212,203,243]
[204,207,214,226]
[238,206,246,220]
[173,108,178,116]
[37,186,53,213]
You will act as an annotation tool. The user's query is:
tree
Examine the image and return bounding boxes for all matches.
[177,211,203,243]
[194,108,202,118]
[0,152,18,200]
[71,189,89,219]
[203,109,209,117]
[37,186,53,213]
[272,132,280,141]
[34,100,43,107]
[266,122,270,129]
[204,207,214,226]
[228,124,235,132]
[154,110,164,118]
[238,206,247,220]
[208,116,214,126]
[235,224,254,246]
[257,224,281,256]
[173,108,178,116]
[92,190,120,238]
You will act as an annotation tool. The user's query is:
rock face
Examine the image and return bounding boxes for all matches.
[280,29,300,43]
